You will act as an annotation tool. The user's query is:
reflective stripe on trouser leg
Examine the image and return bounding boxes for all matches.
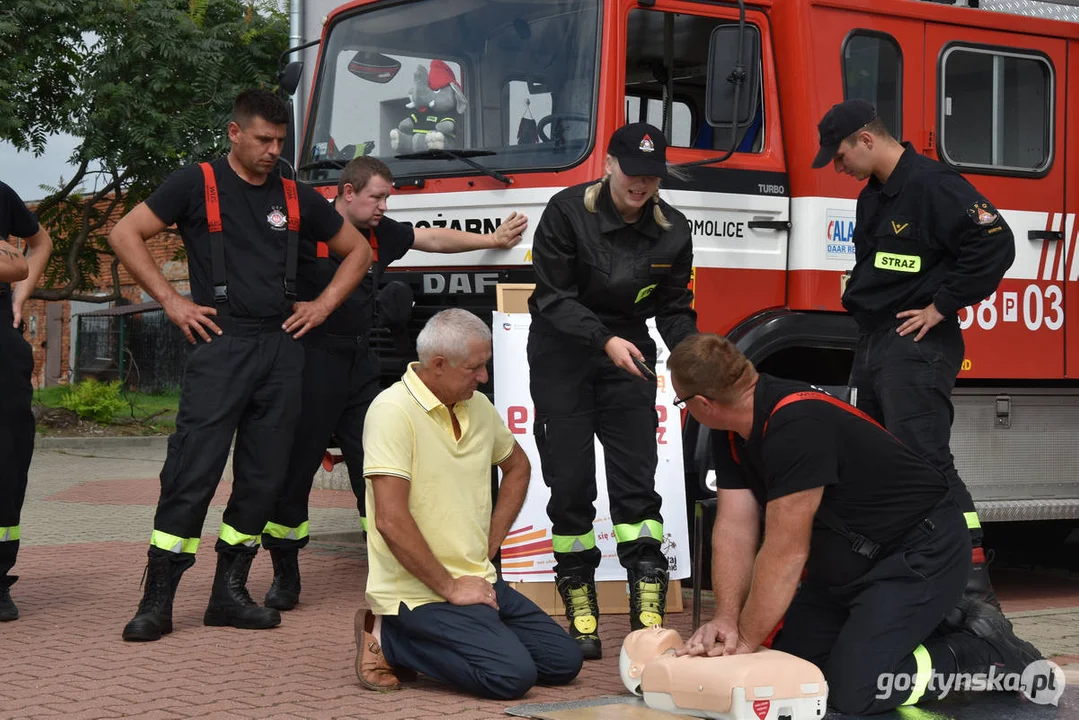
[902,644,932,706]
[963,512,981,530]
[613,520,663,544]
[552,530,596,554]
[219,523,260,548]
[262,521,309,542]
[0,526,19,542]
[150,529,199,554]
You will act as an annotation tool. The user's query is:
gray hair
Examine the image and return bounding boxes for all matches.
[416,309,492,365]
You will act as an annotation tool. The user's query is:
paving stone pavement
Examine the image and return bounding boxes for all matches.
[3,443,1078,719]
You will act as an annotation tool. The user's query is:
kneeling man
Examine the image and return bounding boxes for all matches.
[670,333,1043,714]
[356,308,583,699]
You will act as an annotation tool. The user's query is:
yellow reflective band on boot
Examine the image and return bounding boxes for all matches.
[874,252,921,273]
[0,526,19,542]
[150,529,198,554]
[564,585,598,635]
[552,531,596,554]
[219,523,260,548]
[360,517,368,532]
[964,512,982,530]
[262,521,309,541]
[902,644,932,706]
[613,519,664,544]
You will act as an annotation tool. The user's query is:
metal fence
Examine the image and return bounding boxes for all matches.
[75,304,187,393]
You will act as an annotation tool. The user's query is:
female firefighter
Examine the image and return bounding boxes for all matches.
[527,123,697,660]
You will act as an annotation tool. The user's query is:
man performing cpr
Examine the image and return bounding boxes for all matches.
[668,333,1046,715]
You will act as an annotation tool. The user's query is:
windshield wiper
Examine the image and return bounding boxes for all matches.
[297,159,348,172]
[395,149,512,186]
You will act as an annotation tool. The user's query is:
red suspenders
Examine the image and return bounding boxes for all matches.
[727,390,888,560]
[199,162,300,305]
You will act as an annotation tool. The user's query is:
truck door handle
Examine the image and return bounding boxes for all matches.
[1029,230,1064,241]
[747,220,791,231]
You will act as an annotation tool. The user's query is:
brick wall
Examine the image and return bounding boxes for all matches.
[9,224,188,389]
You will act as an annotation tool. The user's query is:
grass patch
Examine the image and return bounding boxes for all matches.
[34,385,180,433]
[115,390,181,421]
[32,386,68,407]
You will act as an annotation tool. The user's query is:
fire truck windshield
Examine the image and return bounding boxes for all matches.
[300,0,601,185]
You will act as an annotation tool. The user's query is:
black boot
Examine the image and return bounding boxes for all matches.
[964,547,1001,609]
[556,574,602,660]
[123,555,191,641]
[628,560,669,631]
[204,548,281,629]
[264,547,301,611]
[0,576,18,622]
[944,547,1001,628]
[959,597,1043,674]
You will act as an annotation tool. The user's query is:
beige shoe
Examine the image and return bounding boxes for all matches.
[354,609,403,691]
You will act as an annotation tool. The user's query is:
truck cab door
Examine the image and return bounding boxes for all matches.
[789,6,924,315]
[925,23,1066,379]
[617,1,788,337]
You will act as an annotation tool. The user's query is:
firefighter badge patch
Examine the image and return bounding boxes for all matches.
[267,206,288,230]
[967,201,998,226]
[639,134,655,153]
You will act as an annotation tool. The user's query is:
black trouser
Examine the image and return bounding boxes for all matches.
[149,316,303,561]
[0,299,35,584]
[528,327,664,578]
[263,336,380,549]
[773,498,970,714]
[382,579,584,700]
[849,319,981,545]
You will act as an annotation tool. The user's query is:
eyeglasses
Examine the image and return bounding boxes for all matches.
[672,394,699,409]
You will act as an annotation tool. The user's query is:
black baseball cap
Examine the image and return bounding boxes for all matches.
[812,99,877,168]
[608,123,668,179]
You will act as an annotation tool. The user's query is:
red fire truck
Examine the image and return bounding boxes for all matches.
[289,0,1079,522]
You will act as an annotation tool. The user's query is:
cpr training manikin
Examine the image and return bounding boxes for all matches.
[619,627,829,719]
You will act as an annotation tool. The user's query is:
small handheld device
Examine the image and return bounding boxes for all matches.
[633,357,657,379]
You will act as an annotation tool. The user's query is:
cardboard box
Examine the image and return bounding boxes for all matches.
[496,282,535,313]
[509,579,683,616]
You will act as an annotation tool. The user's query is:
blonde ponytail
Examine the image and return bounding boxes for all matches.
[652,192,672,231]
[583,175,609,214]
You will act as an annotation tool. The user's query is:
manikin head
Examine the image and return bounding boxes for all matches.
[619,626,684,695]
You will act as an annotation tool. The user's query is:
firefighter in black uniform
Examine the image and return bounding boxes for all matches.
[812,100,1015,621]
[671,333,1047,714]
[261,156,526,610]
[0,181,53,622]
[109,90,370,642]
[528,123,697,659]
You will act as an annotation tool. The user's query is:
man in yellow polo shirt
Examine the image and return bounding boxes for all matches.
[356,308,583,699]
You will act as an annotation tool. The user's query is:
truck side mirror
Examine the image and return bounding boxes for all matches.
[280,61,305,97]
[706,24,761,129]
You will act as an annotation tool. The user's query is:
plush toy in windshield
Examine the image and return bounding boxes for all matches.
[390,60,467,153]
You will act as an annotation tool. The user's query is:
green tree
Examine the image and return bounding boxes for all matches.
[0,0,289,301]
